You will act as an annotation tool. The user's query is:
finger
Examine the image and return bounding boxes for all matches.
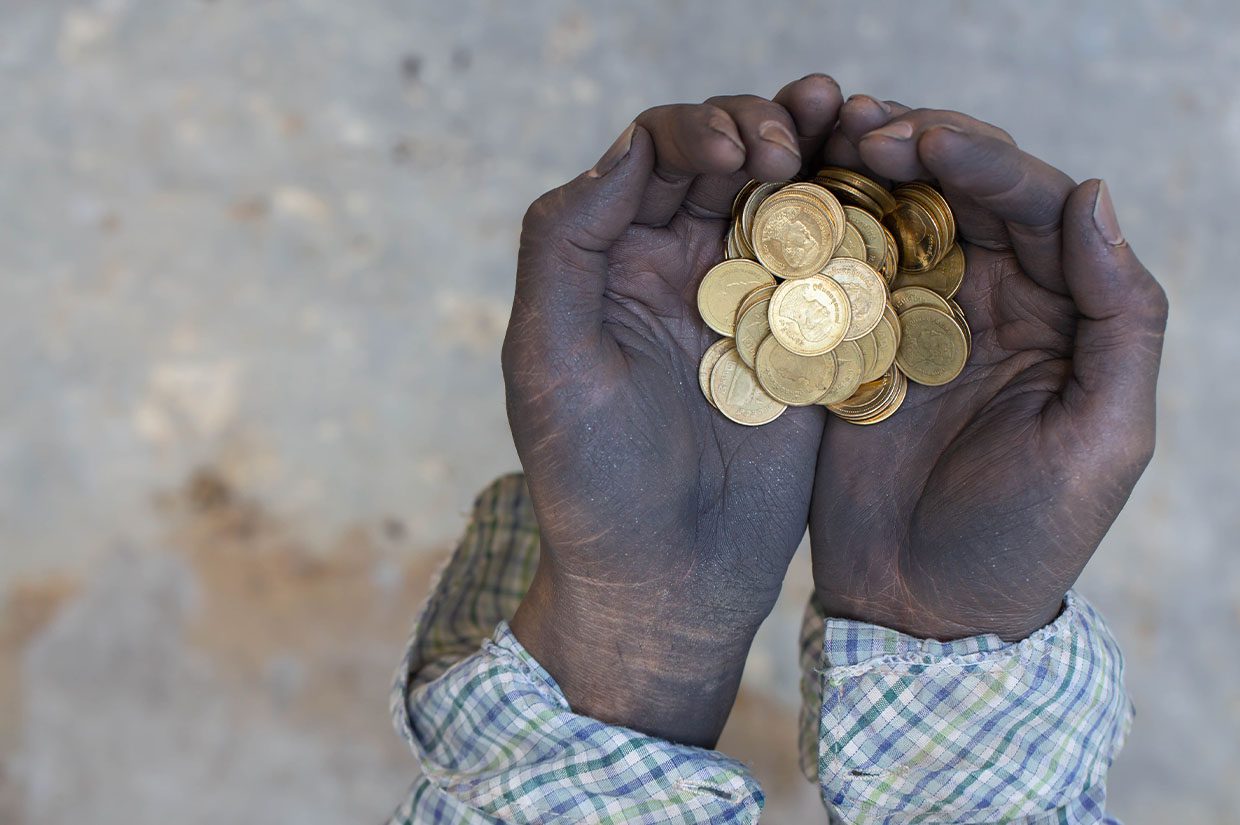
[671,94,804,224]
[631,103,747,226]
[772,73,845,175]
[822,95,910,182]
[506,124,653,368]
[1056,179,1167,473]
[855,108,1015,181]
[873,126,1076,293]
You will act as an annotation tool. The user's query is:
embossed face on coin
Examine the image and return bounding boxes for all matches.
[768,275,851,356]
[754,196,834,279]
[779,216,818,268]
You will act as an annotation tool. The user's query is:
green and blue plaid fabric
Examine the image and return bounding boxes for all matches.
[390,475,1132,823]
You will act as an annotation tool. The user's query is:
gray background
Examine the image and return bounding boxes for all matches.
[1,1,1236,822]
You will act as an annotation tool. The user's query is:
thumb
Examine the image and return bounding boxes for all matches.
[1059,179,1169,469]
[507,123,654,366]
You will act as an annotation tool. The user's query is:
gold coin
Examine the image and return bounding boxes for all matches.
[884,303,901,348]
[851,368,908,425]
[752,191,837,279]
[895,305,970,386]
[834,220,867,261]
[698,338,735,408]
[735,293,774,368]
[736,283,777,317]
[767,275,851,356]
[869,310,899,380]
[816,339,864,405]
[822,257,888,341]
[903,182,956,249]
[696,259,776,336]
[731,180,760,221]
[892,242,965,298]
[891,285,954,317]
[827,368,894,416]
[739,181,782,255]
[948,299,972,359]
[814,166,897,216]
[843,206,888,272]
[853,330,880,383]
[880,224,899,283]
[709,346,787,426]
[755,335,838,406]
[884,195,940,272]
[725,225,743,260]
[784,182,846,255]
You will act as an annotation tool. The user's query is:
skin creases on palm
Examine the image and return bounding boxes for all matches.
[527,216,825,629]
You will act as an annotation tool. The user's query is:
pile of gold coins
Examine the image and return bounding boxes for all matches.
[697,167,971,426]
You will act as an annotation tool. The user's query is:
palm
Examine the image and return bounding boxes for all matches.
[808,103,1165,639]
[812,244,1088,635]
[519,217,822,625]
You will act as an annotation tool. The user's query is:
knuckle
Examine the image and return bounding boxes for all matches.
[520,187,570,245]
[1128,268,1169,328]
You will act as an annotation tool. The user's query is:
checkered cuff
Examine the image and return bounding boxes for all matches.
[800,591,1133,824]
[398,622,763,823]
[388,475,762,824]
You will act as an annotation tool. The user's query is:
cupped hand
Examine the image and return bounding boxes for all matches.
[504,76,843,746]
[809,98,1168,641]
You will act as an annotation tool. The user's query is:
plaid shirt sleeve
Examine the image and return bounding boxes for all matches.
[386,474,764,824]
[798,590,1134,824]
[389,473,1133,824]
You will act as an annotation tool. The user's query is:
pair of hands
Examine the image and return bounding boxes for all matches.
[503,75,1167,748]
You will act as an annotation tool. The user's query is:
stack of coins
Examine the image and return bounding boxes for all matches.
[697,168,971,427]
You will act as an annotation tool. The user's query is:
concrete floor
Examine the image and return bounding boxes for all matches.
[1,1,1236,822]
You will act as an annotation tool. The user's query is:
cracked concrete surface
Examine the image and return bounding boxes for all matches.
[0,1,1236,822]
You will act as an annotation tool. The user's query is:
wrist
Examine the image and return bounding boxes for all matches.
[510,563,757,748]
[814,584,1065,643]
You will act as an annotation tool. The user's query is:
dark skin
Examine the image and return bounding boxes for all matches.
[504,77,1167,748]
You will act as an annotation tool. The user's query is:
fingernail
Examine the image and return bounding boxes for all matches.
[707,114,746,154]
[758,120,799,156]
[848,94,887,114]
[868,120,914,141]
[930,123,966,135]
[800,72,837,86]
[1092,180,1125,246]
[589,122,636,178]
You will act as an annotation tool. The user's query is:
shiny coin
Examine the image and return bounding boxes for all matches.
[784,182,846,254]
[815,166,897,216]
[892,242,965,298]
[699,338,735,408]
[735,292,775,367]
[843,206,889,272]
[738,181,782,255]
[891,285,954,317]
[851,368,908,425]
[752,191,837,279]
[885,194,940,272]
[696,259,776,336]
[835,220,868,261]
[710,347,787,426]
[868,310,900,381]
[768,275,851,356]
[816,339,865,405]
[822,257,888,341]
[895,305,970,386]
[755,335,838,406]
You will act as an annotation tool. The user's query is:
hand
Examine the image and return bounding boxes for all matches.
[809,98,1168,641]
[504,76,843,746]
